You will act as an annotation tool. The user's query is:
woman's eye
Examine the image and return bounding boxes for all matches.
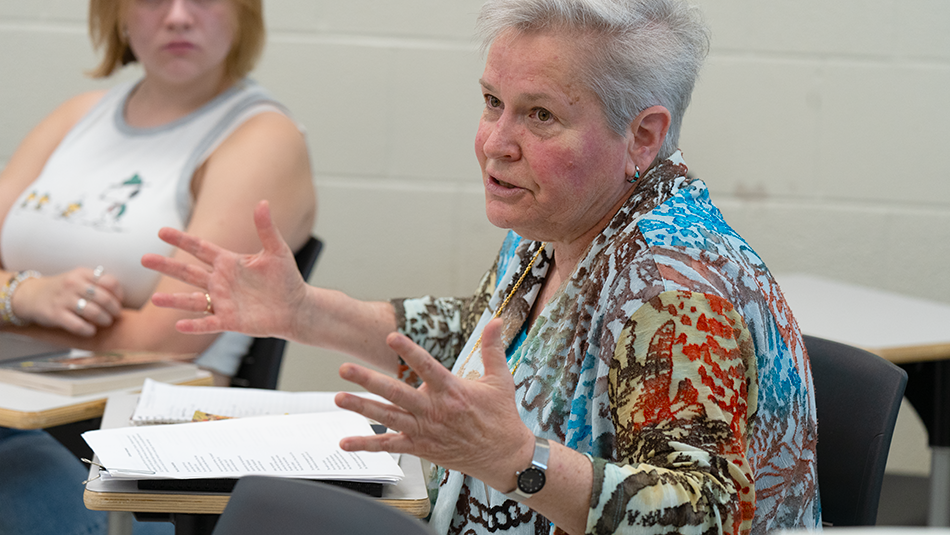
[535,108,552,122]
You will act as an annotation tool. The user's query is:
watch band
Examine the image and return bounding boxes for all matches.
[504,436,550,501]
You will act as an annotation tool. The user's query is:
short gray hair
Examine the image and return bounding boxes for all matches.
[476,0,710,162]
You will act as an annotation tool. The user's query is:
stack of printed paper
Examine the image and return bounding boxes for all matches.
[82,410,402,484]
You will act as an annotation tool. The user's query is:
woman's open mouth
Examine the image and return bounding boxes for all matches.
[491,176,516,188]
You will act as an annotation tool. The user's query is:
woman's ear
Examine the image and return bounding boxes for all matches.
[625,106,671,177]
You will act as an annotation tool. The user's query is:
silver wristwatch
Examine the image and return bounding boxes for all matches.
[504,436,550,501]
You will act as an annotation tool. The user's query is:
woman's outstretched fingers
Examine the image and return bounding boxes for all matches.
[480,318,510,379]
[335,389,407,432]
[338,362,425,418]
[158,291,219,324]
[173,314,224,334]
[141,254,211,289]
[385,331,452,390]
[156,226,222,266]
[334,381,416,454]
[252,200,289,255]
[338,421,411,453]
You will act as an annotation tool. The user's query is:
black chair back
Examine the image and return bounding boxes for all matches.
[230,236,323,389]
[211,476,435,535]
[806,334,907,526]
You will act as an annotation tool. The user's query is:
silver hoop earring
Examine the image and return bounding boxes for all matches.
[627,165,640,183]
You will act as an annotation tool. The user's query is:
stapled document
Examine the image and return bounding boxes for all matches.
[81,411,403,483]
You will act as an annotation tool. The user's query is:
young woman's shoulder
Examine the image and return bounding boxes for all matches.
[193,109,316,250]
[45,90,109,132]
[226,110,307,150]
[209,110,311,186]
[0,89,109,186]
[0,89,111,238]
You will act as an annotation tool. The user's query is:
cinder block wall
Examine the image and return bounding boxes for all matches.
[1,1,946,476]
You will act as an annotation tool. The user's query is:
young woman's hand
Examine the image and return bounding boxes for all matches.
[12,266,123,337]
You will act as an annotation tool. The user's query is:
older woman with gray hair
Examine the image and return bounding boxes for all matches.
[144,0,820,533]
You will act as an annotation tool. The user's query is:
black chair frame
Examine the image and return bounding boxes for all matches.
[807,334,908,526]
[211,475,436,535]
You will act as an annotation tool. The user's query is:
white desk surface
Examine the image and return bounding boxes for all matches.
[777,273,950,363]
[0,366,211,429]
[84,391,431,518]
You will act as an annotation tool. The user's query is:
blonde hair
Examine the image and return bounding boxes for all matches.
[88,0,265,80]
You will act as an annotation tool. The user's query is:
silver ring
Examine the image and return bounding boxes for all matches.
[92,265,105,282]
[85,285,96,298]
[76,298,88,315]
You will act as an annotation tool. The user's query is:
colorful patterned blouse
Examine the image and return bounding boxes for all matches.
[393,151,821,535]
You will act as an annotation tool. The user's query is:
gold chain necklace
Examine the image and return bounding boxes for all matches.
[457,243,546,378]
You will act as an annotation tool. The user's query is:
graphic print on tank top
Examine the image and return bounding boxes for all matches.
[15,173,147,233]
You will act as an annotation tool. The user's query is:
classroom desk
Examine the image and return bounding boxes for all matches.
[84,392,431,535]
[777,273,950,526]
[0,367,212,430]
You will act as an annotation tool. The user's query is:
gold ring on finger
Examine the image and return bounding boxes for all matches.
[204,293,214,315]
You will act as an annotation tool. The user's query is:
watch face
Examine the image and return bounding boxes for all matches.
[517,467,546,494]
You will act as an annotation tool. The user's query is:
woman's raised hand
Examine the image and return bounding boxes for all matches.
[142,200,307,339]
[11,266,124,337]
[334,318,535,493]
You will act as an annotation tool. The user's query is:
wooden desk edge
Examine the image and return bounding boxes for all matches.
[83,489,432,518]
[0,398,107,429]
[864,342,950,365]
[0,375,213,430]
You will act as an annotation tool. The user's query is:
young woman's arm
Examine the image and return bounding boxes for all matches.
[11,111,317,358]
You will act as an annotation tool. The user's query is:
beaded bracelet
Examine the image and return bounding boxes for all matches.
[0,270,41,326]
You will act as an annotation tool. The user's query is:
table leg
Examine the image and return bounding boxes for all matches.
[172,513,220,535]
[931,360,950,527]
[107,512,133,535]
[900,360,950,526]
[930,447,950,526]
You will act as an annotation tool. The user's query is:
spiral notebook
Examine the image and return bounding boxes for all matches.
[129,379,388,425]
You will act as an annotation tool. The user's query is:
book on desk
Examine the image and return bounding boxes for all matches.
[0,361,203,396]
[0,333,201,396]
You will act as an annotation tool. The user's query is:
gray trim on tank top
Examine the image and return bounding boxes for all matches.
[112,79,247,137]
[173,89,290,225]
[102,78,285,226]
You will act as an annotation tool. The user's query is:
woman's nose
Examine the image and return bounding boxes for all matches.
[164,0,195,29]
[480,114,520,161]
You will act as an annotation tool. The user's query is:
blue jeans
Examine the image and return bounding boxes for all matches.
[0,427,173,535]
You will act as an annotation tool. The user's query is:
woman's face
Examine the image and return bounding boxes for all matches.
[475,30,633,246]
[125,0,236,86]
